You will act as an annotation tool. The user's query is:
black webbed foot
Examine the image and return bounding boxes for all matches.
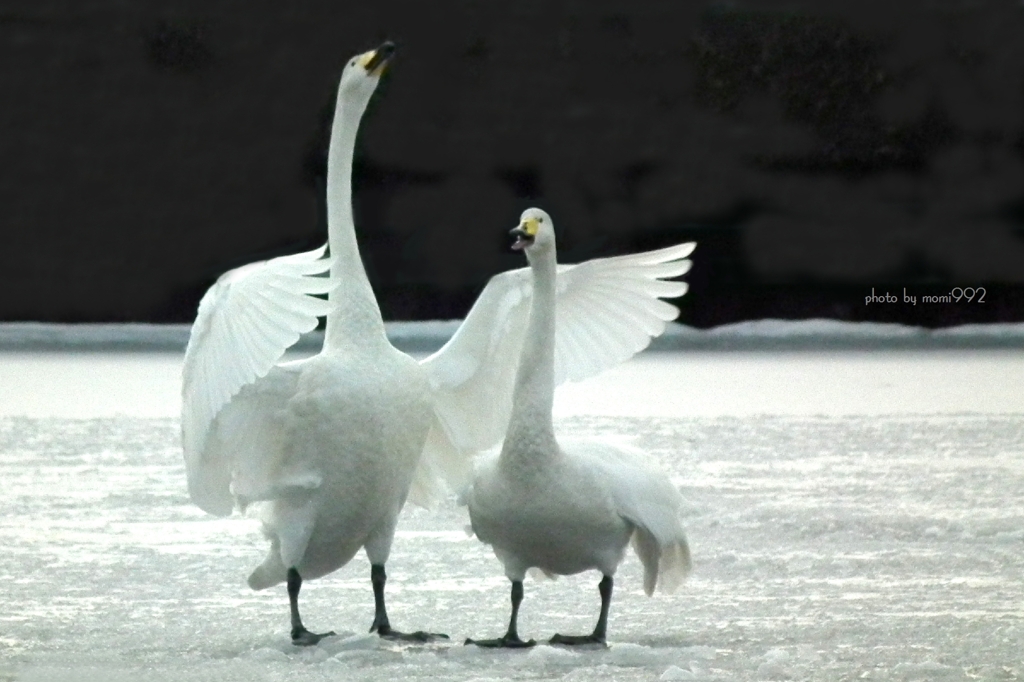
[287,568,334,646]
[547,575,613,647]
[549,632,607,647]
[374,623,450,642]
[464,579,534,649]
[368,564,449,643]
[291,625,336,646]
[465,634,536,648]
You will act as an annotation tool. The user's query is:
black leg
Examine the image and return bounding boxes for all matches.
[288,568,335,646]
[465,579,536,648]
[549,574,612,646]
[369,564,388,633]
[369,564,449,642]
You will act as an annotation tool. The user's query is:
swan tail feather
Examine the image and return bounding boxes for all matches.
[248,540,287,590]
[580,441,692,596]
[631,526,661,597]
[658,537,692,595]
[631,524,692,597]
[567,438,693,596]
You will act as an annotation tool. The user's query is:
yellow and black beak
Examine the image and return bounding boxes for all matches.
[362,41,395,76]
[510,218,538,251]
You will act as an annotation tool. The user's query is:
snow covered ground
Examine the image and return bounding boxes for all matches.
[1,332,1022,681]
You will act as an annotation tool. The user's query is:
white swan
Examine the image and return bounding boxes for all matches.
[463,208,694,648]
[181,42,444,646]
[182,44,697,647]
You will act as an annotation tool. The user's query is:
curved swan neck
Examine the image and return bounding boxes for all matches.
[324,87,388,350]
[502,244,558,461]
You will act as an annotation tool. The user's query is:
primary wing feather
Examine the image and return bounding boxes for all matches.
[181,245,334,515]
[417,241,695,490]
[419,269,531,453]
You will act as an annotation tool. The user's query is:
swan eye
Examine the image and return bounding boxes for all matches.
[538,218,544,223]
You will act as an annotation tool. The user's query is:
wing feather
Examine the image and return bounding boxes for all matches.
[181,246,333,514]
[564,302,614,375]
[589,300,650,357]
[419,241,695,489]
[593,283,668,316]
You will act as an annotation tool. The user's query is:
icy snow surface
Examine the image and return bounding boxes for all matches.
[1,342,1022,681]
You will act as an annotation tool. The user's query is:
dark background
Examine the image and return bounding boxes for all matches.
[2,0,1023,328]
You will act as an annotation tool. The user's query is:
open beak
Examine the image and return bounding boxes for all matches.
[510,225,534,251]
[364,41,395,76]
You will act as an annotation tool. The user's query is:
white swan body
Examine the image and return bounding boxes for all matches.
[238,346,430,588]
[464,208,694,647]
[182,43,440,645]
[469,438,691,595]
[182,46,696,645]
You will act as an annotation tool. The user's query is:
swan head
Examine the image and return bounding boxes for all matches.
[338,41,395,98]
[511,207,554,253]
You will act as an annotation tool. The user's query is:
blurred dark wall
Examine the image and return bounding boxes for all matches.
[2,1,1023,326]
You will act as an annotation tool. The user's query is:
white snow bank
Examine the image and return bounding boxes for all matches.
[2,319,1022,352]
[659,319,1024,349]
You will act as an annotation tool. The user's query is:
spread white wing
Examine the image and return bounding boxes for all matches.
[181,246,335,514]
[417,241,695,488]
